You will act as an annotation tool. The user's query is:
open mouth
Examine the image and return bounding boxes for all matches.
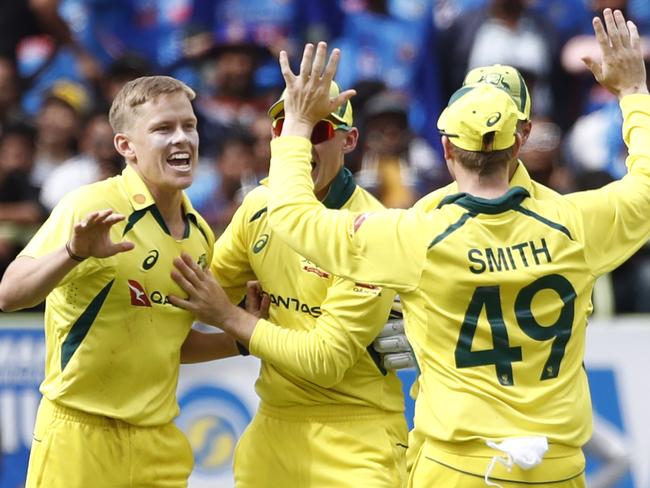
[167,152,192,172]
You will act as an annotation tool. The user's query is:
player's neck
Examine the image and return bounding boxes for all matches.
[455,168,510,200]
[152,190,186,239]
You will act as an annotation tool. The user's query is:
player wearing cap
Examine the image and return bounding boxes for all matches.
[257,9,648,487]
[170,82,407,487]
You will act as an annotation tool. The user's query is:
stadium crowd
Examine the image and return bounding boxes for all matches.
[1,0,650,313]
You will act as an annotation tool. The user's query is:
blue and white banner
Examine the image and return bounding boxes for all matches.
[0,315,649,488]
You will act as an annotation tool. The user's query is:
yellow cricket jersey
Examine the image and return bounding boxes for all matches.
[414,160,562,213]
[212,168,404,413]
[267,95,650,473]
[20,165,214,426]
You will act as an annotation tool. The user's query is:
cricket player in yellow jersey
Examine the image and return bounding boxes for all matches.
[0,76,238,487]
[170,83,407,487]
[260,9,649,487]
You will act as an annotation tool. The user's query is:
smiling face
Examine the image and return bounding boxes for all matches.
[114,91,198,200]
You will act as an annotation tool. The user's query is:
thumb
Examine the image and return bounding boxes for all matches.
[111,241,135,255]
[330,89,356,112]
[581,56,602,81]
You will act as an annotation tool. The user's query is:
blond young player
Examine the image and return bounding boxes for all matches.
[253,10,647,487]
[170,84,407,487]
[0,76,237,487]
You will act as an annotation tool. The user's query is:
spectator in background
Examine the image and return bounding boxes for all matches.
[333,0,443,148]
[0,122,44,276]
[356,90,446,208]
[195,130,257,233]
[439,0,562,120]
[249,112,273,180]
[30,81,88,188]
[193,42,275,159]
[0,57,25,134]
[94,53,152,113]
[39,113,121,211]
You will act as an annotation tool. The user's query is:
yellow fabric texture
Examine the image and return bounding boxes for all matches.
[25,397,193,488]
[234,403,407,488]
[267,94,650,483]
[20,165,215,426]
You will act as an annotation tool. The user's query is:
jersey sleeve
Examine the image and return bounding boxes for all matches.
[564,94,650,275]
[210,195,258,304]
[249,277,395,387]
[267,136,428,293]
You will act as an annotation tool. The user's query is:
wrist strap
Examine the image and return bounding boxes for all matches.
[65,241,87,262]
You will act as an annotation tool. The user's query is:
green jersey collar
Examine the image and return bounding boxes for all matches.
[322,166,357,209]
[438,186,530,214]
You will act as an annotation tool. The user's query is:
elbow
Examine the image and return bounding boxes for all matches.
[0,288,19,313]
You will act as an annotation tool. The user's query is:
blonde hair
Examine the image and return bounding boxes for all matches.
[109,76,196,133]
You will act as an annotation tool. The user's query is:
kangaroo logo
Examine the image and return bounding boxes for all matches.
[127,280,152,307]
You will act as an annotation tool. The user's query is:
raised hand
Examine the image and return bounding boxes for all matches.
[69,209,134,259]
[278,42,356,133]
[582,8,648,98]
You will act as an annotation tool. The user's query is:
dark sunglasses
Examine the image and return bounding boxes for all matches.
[272,118,350,144]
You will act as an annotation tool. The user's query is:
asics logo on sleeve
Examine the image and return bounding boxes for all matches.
[253,234,270,253]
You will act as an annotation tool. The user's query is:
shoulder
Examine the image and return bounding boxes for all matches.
[345,186,385,211]
[54,176,123,216]
[413,183,458,212]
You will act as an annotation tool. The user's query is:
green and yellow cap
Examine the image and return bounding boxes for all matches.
[267,81,353,127]
[437,83,519,152]
[463,64,531,120]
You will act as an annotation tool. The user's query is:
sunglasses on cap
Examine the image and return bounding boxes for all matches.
[272,118,350,145]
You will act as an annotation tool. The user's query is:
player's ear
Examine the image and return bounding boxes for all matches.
[341,127,359,154]
[114,133,135,160]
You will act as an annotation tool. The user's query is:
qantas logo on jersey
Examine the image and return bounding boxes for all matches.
[127,280,177,307]
[266,292,322,318]
[128,280,152,307]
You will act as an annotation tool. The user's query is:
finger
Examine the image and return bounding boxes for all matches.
[298,43,314,82]
[311,41,328,79]
[592,16,611,55]
[100,214,127,226]
[330,89,356,113]
[91,209,114,225]
[260,294,270,319]
[603,8,621,49]
[614,9,630,47]
[322,47,340,86]
[168,294,193,311]
[180,252,204,278]
[170,268,198,296]
[109,241,135,255]
[581,56,603,81]
[245,283,261,311]
[173,257,203,289]
[628,20,641,51]
[279,50,295,85]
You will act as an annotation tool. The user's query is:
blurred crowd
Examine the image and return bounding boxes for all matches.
[1,0,649,314]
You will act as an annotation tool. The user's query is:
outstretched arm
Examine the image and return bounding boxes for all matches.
[0,209,133,311]
[170,254,396,387]
[565,9,650,274]
[267,42,427,292]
